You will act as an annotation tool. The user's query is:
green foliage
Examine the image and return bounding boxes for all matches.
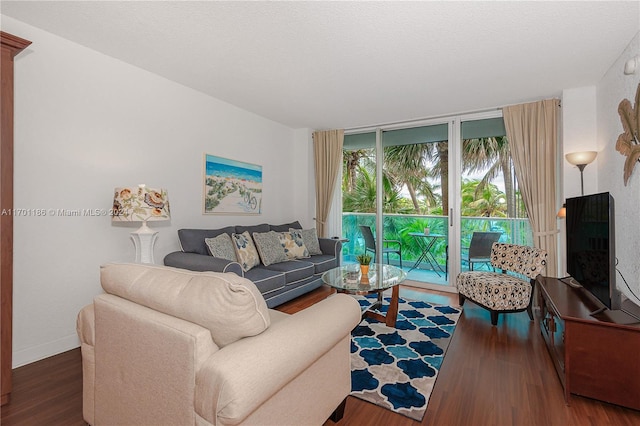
[460,179,507,217]
[340,133,533,267]
[355,253,372,265]
[342,165,413,214]
[341,213,532,267]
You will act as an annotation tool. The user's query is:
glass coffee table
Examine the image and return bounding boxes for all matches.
[321,263,406,327]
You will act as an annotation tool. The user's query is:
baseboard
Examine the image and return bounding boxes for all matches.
[621,298,640,321]
[13,334,80,368]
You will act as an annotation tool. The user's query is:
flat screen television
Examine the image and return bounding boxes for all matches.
[565,192,619,311]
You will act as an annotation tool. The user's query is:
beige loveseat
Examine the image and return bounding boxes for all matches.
[76,263,361,425]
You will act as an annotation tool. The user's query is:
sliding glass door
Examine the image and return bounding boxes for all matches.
[342,121,453,289]
[380,122,450,287]
[341,111,531,292]
[458,114,531,279]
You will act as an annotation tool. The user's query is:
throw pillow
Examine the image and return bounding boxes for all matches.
[204,233,237,261]
[279,230,310,259]
[231,231,261,271]
[292,227,322,255]
[252,231,287,266]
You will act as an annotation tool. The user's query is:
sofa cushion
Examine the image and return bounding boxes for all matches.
[179,227,235,255]
[231,231,261,272]
[265,260,315,284]
[204,233,237,261]
[279,230,309,260]
[252,231,287,266]
[270,221,302,232]
[100,263,270,347]
[306,254,337,275]
[242,267,286,295]
[293,228,322,255]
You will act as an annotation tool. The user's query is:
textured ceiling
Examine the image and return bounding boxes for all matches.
[2,1,639,129]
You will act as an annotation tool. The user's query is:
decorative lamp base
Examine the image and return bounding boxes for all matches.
[130,221,158,264]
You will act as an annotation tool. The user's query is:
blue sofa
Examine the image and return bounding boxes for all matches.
[164,221,343,308]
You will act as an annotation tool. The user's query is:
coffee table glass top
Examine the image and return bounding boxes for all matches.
[321,263,406,294]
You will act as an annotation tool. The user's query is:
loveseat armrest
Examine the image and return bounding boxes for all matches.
[194,294,361,425]
[164,251,243,275]
[318,237,343,257]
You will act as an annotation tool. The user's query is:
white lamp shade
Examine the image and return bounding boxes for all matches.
[112,184,170,222]
[565,151,597,166]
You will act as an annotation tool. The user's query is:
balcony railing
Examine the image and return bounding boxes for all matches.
[342,212,532,269]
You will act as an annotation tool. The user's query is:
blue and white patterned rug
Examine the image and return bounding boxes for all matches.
[350,294,461,421]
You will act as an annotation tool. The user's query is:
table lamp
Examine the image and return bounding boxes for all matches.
[112,184,170,263]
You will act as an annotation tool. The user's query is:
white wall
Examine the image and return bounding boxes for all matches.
[561,86,598,199]
[596,31,640,306]
[557,86,598,276]
[3,16,313,367]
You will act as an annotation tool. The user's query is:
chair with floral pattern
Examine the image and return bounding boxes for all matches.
[456,243,547,326]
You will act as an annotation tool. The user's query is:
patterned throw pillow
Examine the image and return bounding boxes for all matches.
[231,231,261,271]
[292,228,322,255]
[279,230,310,259]
[252,231,287,266]
[204,233,237,261]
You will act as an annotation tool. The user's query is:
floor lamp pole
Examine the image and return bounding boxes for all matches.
[577,164,586,195]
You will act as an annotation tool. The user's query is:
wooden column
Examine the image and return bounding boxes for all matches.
[1,31,31,406]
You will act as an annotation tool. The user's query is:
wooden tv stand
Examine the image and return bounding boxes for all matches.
[537,276,640,410]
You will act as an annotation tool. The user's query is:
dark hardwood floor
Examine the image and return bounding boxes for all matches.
[2,284,640,425]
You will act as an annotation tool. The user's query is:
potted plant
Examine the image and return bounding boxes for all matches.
[356,253,372,275]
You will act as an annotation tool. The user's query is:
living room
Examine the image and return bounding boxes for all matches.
[2,1,640,425]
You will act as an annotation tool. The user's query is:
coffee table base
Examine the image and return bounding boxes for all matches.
[361,285,399,327]
[323,263,406,328]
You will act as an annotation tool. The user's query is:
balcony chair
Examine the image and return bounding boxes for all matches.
[445,231,500,279]
[461,231,502,271]
[359,225,402,268]
[456,243,547,326]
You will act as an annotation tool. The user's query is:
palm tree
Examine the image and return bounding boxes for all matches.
[342,165,409,213]
[460,179,507,217]
[343,135,518,219]
[429,141,449,213]
[343,149,370,193]
[383,144,438,213]
[462,136,517,217]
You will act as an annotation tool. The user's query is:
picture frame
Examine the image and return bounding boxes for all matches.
[203,154,263,214]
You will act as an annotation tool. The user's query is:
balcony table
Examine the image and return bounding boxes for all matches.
[407,232,446,276]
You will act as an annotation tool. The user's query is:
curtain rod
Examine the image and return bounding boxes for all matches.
[344,98,561,133]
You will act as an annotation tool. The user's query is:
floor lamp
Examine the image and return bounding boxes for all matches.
[112,184,171,264]
[565,151,597,195]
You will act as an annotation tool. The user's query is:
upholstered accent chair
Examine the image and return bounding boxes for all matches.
[456,243,547,326]
[359,225,402,268]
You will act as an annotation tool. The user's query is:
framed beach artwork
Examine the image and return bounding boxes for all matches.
[203,154,263,214]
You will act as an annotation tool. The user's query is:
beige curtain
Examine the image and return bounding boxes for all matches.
[313,129,344,237]
[503,99,559,277]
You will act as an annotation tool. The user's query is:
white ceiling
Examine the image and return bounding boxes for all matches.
[2,1,639,130]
